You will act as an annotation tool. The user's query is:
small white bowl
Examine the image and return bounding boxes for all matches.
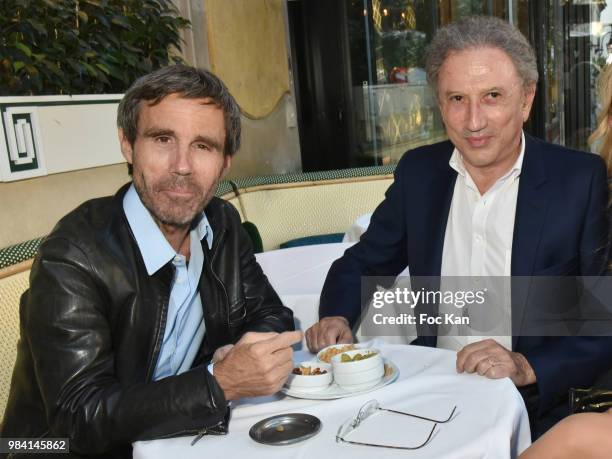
[331,349,382,374]
[285,362,332,392]
[331,349,384,390]
[334,365,385,390]
[316,344,357,364]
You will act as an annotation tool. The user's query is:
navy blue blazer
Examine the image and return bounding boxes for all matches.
[319,134,611,437]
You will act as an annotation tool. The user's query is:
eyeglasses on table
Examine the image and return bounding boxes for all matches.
[336,399,457,450]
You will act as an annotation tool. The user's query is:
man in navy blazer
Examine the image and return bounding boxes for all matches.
[306,16,611,438]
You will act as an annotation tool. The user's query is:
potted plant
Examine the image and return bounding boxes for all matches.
[0,0,190,180]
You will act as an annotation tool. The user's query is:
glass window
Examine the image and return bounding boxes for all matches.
[289,0,605,171]
[560,0,608,152]
[345,0,514,166]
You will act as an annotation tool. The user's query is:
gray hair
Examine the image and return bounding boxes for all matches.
[117,65,241,164]
[425,16,538,91]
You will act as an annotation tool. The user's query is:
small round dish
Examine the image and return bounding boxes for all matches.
[316,343,357,363]
[249,413,322,445]
[281,359,399,399]
[285,362,332,392]
[331,348,382,373]
[331,348,384,390]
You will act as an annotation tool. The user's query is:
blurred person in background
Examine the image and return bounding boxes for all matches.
[518,63,612,459]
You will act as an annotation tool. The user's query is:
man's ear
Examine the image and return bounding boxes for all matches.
[521,82,537,122]
[221,154,232,179]
[118,129,133,164]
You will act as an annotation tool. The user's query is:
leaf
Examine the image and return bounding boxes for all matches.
[93,34,110,48]
[41,0,58,10]
[95,62,110,74]
[42,60,62,76]
[111,16,132,30]
[27,19,47,36]
[100,62,122,79]
[32,53,46,62]
[121,43,141,53]
[13,61,25,72]
[91,12,109,28]
[24,64,39,77]
[65,58,81,73]
[81,61,98,77]
[78,11,89,24]
[96,71,109,84]
[14,42,32,57]
[103,53,120,63]
[51,42,66,53]
[32,73,42,92]
[124,54,138,66]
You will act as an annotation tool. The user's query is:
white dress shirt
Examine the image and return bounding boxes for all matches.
[437,132,525,351]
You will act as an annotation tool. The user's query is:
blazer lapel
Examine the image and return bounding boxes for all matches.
[511,134,549,348]
[421,150,457,276]
[413,148,456,346]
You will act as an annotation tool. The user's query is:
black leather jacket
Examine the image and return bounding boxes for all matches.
[1,184,294,458]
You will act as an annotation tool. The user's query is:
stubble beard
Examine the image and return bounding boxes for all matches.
[133,172,212,229]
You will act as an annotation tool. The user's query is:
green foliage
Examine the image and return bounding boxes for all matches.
[0,0,191,95]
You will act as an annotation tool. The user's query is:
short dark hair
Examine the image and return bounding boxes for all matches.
[425,16,538,93]
[117,65,241,174]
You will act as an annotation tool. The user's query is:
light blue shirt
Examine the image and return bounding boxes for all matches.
[123,185,213,380]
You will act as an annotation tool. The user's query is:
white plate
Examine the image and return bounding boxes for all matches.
[281,359,399,400]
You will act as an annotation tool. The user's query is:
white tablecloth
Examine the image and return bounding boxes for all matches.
[133,243,531,457]
[133,341,531,458]
[343,213,372,242]
[255,242,354,296]
[254,242,412,347]
[254,243,355,348]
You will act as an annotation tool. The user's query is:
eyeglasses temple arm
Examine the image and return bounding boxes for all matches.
[336,423,438,450]
[380,405,457,423]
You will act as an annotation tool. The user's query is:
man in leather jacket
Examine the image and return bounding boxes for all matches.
[1,65,300,458]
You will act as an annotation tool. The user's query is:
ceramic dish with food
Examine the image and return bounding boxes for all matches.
[331,349,384,390]
[280,360,399,399]
[316,343,357,363]
[285,362,332,392]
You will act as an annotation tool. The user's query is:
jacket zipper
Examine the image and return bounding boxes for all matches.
[209,230,230,346]
[141,229,229,442]
[205,229,228,413]
[145,275,172,382]
[190,418,227,445]
[192,229,229,445]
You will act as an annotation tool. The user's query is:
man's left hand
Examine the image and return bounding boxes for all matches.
[456,338,536,387]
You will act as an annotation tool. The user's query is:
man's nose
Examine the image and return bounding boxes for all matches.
[171,145,192,175]
[466,100,487,132]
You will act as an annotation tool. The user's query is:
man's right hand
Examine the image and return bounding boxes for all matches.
[305,316,353,353]
[213,330,302,400]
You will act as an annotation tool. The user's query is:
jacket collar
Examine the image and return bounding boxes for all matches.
[424,133,548,277]
[116,183,216,275]
[511,133,549,276]
[422,143,457,276]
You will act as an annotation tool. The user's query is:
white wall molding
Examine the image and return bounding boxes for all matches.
[0,95,125,182]
[0,106,47,181]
